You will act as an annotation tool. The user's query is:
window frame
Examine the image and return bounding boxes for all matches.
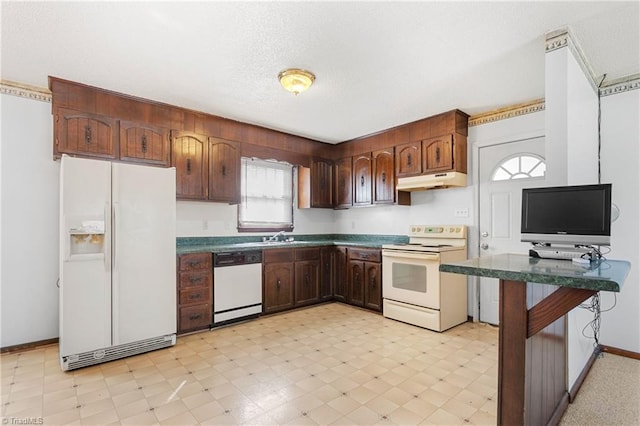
[237,157,294,233]
[491,153,546,182]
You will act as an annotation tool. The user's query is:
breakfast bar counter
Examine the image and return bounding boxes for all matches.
[440,254,630,425]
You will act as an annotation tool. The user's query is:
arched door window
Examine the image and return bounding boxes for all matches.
[491,154,546,181]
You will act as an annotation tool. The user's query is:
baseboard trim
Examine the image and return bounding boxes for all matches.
[547,391,570,426]
[568,346,600,402]
[1,338,59,354]
[600,344,640,360]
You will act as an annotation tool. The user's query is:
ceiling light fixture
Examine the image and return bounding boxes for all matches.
[278,68,315,95]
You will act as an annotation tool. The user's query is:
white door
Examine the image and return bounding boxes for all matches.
[112,163,176,345]
[60,156,112,356]
[478,138,546,324]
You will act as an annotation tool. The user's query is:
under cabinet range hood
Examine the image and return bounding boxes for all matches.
[396,171,467,191]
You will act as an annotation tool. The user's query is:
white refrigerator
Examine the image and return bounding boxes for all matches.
[59,156,176,370]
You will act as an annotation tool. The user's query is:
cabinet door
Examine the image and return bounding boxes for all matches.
[171,131,208,200]
[396,141,422,177]
[334,157,353,208]
[119,121,170,166]
[353,153,372,205]
[334,246,348,302]
[311,159,334,208]
[373,148,395,204]
[294,260,320,306]
[55,108,117,159]
[364,262,382,312]
[208,137,240,203]
[320,247,334,300]
[348,261,365,307]
[263,262,294,313]
[423,135,453,173]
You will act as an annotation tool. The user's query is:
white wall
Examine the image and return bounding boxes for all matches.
[0,93,60,347]
[600,88,640,353]
[545,41,607,390]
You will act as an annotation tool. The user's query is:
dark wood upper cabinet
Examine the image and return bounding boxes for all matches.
[352,153,372,206]
[423,134,453,173]
[395,141,422,178]
[55,108,117,159]
[208,137,240,204]
[171,130,208,200]
[119,121,170,166]
[334,157,353,208]
[310,159,334,208]
[373,148,394,204]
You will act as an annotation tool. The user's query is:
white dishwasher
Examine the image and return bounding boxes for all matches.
[213,250,263,326]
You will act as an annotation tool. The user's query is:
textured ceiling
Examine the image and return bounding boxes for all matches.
[1,1,638,143]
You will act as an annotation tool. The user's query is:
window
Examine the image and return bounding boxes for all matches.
[491,154,546,181]
[238,157,294,232]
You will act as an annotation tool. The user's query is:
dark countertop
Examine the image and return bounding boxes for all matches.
[439,253,630,292]
[176,233,408,255]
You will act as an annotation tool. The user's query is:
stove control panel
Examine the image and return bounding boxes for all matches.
[409,225,466,238]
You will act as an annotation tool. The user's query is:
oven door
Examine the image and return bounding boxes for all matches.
[382,250,441,310]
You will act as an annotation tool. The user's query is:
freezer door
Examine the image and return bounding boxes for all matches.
[59,156,112,357]
[111,163,176,345]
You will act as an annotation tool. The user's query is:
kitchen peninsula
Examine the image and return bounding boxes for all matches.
[440,254,630,426]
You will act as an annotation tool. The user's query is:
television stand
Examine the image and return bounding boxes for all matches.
[529,246,593,260]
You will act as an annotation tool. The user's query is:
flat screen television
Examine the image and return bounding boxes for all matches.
[521,183,612,246]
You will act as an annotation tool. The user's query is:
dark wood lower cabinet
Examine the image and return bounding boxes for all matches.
[295,261,319,306]
[363,262,382,311]
[320,247,335,300]
[177,253,213,334]
[346,247,382,312]
[348,261,366,307]
[263,262,295,313]
[261,245,382,315]
[334,247,348,302]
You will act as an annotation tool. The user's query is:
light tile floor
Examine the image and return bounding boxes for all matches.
[1,303,499,425]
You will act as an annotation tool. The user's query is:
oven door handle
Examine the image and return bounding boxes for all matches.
[382,250,440,261]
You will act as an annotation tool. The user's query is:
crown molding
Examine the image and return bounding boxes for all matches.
[599,74,640,97]
[469,99,545,127]
[545,28,599,94]
[0,80,52,102]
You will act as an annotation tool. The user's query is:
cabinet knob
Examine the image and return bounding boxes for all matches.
[222,165,226,176]
[381,171,386,183]
[407,153,412,167]
[189,313,202,321]
[141,134,148,153]
[186,158,192,174]
[277,279,281,289]
[360,176,365,186]
[435,147,441,163]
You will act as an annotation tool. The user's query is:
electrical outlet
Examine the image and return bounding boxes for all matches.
[454,208,469,218]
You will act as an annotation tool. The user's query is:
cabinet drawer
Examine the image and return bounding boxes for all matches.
[263,249,294,263]
[178,253,212,271]
[348,248,381,262]
[178,270,212,289]
[295,247,320,261]
[179,304,211,331]
[179,286,211,305]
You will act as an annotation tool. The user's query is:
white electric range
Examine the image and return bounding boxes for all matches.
[382,225,468,332]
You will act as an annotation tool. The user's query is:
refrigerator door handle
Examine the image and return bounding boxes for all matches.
[104,202,110,272]
[112,202,118,272]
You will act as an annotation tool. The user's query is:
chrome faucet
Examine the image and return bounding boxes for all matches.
[267,230,286,242]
